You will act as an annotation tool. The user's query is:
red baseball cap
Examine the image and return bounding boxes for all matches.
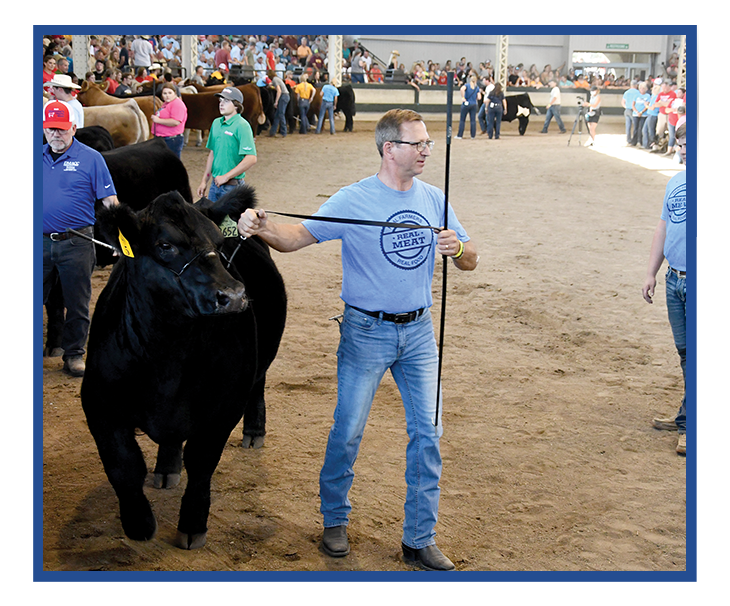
[43,100,74,130]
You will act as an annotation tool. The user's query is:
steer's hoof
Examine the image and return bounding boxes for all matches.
[153,473,181,489]
[174,530,207,550]
[121,511,157,542]
[241,434,265,449]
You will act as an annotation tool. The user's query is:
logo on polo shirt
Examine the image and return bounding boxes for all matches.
[380,210,434,270]
[63,160,80,172]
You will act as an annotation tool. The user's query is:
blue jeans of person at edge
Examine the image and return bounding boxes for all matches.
[478,102,488,133]
[319,305,443,549]
[316,100,335,134]
[298,98,311,133]
[665,268,686,434]
[541,105,566,132]
[457,102,477,138]
[624,108,634,143]
[208,179,244,202]
[643,114,658,149]
[160,134,184,158]
[270,93,290,136]
[43,234,95,359]
[486,106,502,139]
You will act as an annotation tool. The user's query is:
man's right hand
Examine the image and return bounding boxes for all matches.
[642,276,657,304]
[238,208,267,238]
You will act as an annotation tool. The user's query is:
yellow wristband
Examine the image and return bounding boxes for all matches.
[454,240,465,259]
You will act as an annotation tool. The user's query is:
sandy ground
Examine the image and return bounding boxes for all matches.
[41,114,687,574]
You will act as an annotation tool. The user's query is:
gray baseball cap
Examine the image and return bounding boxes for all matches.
[215,87,243,103]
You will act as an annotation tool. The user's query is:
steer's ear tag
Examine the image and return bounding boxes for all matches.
[219,215,239,238]
[118,229,134,258]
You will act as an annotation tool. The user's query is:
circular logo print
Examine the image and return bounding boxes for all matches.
[380,210,434,270]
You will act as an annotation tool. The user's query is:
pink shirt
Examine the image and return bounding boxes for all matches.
[154,96,187,137]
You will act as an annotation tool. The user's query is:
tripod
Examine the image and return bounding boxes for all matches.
[567,104,588,146]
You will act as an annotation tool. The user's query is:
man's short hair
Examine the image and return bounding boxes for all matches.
[375,109,424,157]
[676,123,686,140]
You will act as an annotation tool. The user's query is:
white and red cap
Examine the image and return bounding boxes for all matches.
[43,100,74,130]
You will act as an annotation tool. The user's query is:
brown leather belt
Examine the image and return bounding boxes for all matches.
[669,266,686,278]
[351,306,426,324]
[43,225,93,241]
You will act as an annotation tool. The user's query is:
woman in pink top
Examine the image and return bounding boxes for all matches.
[151,82,188,157]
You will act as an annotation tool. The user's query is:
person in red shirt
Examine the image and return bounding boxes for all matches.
[214,40,232,71]
[43,54,57,84]
[654,80,676,147]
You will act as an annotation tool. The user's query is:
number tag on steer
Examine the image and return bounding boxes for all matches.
[118,230,134,257]
[219,215,239,238]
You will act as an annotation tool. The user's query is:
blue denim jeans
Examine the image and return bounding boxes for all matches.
[643,115,658,148]
[665,269,686,433]
[542,105,566,132]
[298,98,311,133]
[457,102,477,138]
[43,233,96,359]
[624,109,634,143]
[487,106,502,139]
[270,93,290,136]
[478,103,487,133]
[160,134,184,158]
[316,100,335,134]
[631,116,646,146]
[208,180,243,202]
[319,305,443,549]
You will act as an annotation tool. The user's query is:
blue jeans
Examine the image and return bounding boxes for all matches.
[319,305,443,549]
[316,100,335,134]
[631,116,646,146]
[208,180,243,202]
[270,93,290,136]
[668,122,677,150]
[43,232,96,359]
[478,103,487,133]
[298,98,311,133]
[457,103,477,138]
[643,114,658,148]
[665,269,686,433]
[486,106,502,139]
[160,134,184,158]
[624,109,634,143]
[542,105,566,132]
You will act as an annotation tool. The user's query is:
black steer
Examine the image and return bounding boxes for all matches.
[80,186,287,549]
[43,138,193,356]
[503,93,539,135]
[305,83,356,133]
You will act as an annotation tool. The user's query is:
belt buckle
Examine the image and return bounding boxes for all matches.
[393,312,413,324]
[49,232,63,241]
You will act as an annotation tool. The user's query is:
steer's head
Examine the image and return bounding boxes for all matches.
[97,192,247,318]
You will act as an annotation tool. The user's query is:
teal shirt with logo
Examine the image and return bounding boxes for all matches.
[207,113,257,180]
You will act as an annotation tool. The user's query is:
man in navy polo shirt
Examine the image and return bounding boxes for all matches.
[43,100,118,377]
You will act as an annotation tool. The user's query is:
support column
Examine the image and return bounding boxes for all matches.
[328,35,343,86]
[497,35,508,89]
[72,35,90,80]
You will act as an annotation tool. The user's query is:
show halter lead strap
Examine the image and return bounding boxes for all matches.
[64,227,119,252]
[434,72,455,430]
[264,210,442,232]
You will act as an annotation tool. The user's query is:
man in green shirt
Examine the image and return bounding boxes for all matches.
[197,87,257,201]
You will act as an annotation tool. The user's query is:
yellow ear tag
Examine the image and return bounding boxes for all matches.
[218,215,239,238]
[118,229,134,258]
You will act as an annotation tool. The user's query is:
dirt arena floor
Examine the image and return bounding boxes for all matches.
[41,113,687,574]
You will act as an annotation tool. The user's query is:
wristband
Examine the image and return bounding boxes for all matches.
[454,240,465,259]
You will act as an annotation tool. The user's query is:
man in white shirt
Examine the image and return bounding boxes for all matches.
[131,35,152,68]
[541,80,566,133]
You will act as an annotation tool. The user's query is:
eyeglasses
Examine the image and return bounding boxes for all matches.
[390,140,435,152]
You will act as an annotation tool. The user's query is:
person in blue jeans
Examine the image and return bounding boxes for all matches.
[456,73,481,139]
[642,122,687,455]
[485,82,506,139]
[540,80,566,133]
[316,76,339,134]
[238,109,478,570]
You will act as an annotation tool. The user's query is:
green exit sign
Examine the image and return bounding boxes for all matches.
[606,43,629,49]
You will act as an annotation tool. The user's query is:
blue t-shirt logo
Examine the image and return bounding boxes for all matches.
[666,182,686,224]
[380,210,434,270]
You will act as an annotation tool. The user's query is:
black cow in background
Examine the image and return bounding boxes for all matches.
[44,138,194,356]
[81,186,287,549]
[307,83,356,132]
[503,93,540,135]
[74,125,115,152]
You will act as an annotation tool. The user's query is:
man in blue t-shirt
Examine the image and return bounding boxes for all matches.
[642,123,687,455]
[315,76,339,135]
[238,109,478,570]
[43,100,118,377]
[622,81,640,145]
